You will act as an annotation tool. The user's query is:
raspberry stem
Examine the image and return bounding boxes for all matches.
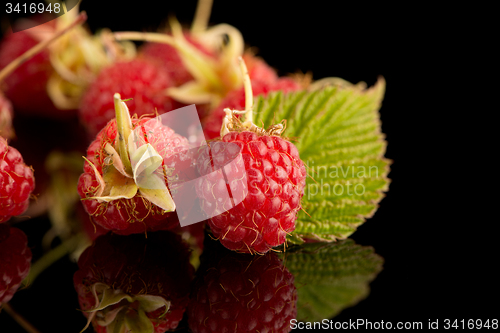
[1,303,41,333]
[220,57,259,137]
[191,0,213,33]
[114,22,244,106]
[0,12,87,83]
[23,233,85,285]
[113,31,221,88]
[239,57,254,127]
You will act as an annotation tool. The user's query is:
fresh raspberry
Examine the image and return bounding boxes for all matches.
[0,225,31,305]
[77,115,190,235]
[0,92,14,139]
[141,33,214,87]
[272,76,304,92]
[78,202,108,241]
[196,131,307,254]
[74,231,194,332]
[0,137,35,223]
[242,53,279,85]
[0,19,59,116]
[78,58,176,137]
[203,77,302,139]
[188,240,297,333]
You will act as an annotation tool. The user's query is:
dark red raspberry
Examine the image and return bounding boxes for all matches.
[242,53,279,85]
[0,137,35,223]
[203,77,302,139]
[78,58,176,137]
[77,115,190,235]
[0,19,60,116]
[188,241,297,333]
[196,131,307,254]
[73,231,194,332]
[0,225,31,305]
[78,202,108,241]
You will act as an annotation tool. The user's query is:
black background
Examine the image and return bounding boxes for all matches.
[1,0,497,332]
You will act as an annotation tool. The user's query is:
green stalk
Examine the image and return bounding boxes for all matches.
[2,303,41,333]
[23,234,84,285]
[191,0,213,33]
[113,31,221,89]
[239,57,255,128]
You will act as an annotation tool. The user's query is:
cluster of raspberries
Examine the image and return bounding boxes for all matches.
[0,6,305,331]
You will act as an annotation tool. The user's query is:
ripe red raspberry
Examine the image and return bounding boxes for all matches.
[0,137,35,223]
[77,115,190,235]
[188,242,297,333]
[0,20,58,116]
[0,225,31,305]
[203,77,302,139]
[0,92,14,139]
[242,53,279,85]
[79,202,108,241]
[74,231,194,332]
[196,131,307,254]
[79,58,176,137]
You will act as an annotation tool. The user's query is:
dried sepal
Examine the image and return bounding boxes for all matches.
[82,94,175,213]
[80,282,170,333]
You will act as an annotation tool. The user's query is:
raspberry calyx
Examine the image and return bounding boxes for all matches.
[82,93,175,213]
[79,282,170,333]
[220,57,285,138]
[46,8,137,110]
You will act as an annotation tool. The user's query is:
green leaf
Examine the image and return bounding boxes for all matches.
[282,239,383,322]
[253,78,389,242]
